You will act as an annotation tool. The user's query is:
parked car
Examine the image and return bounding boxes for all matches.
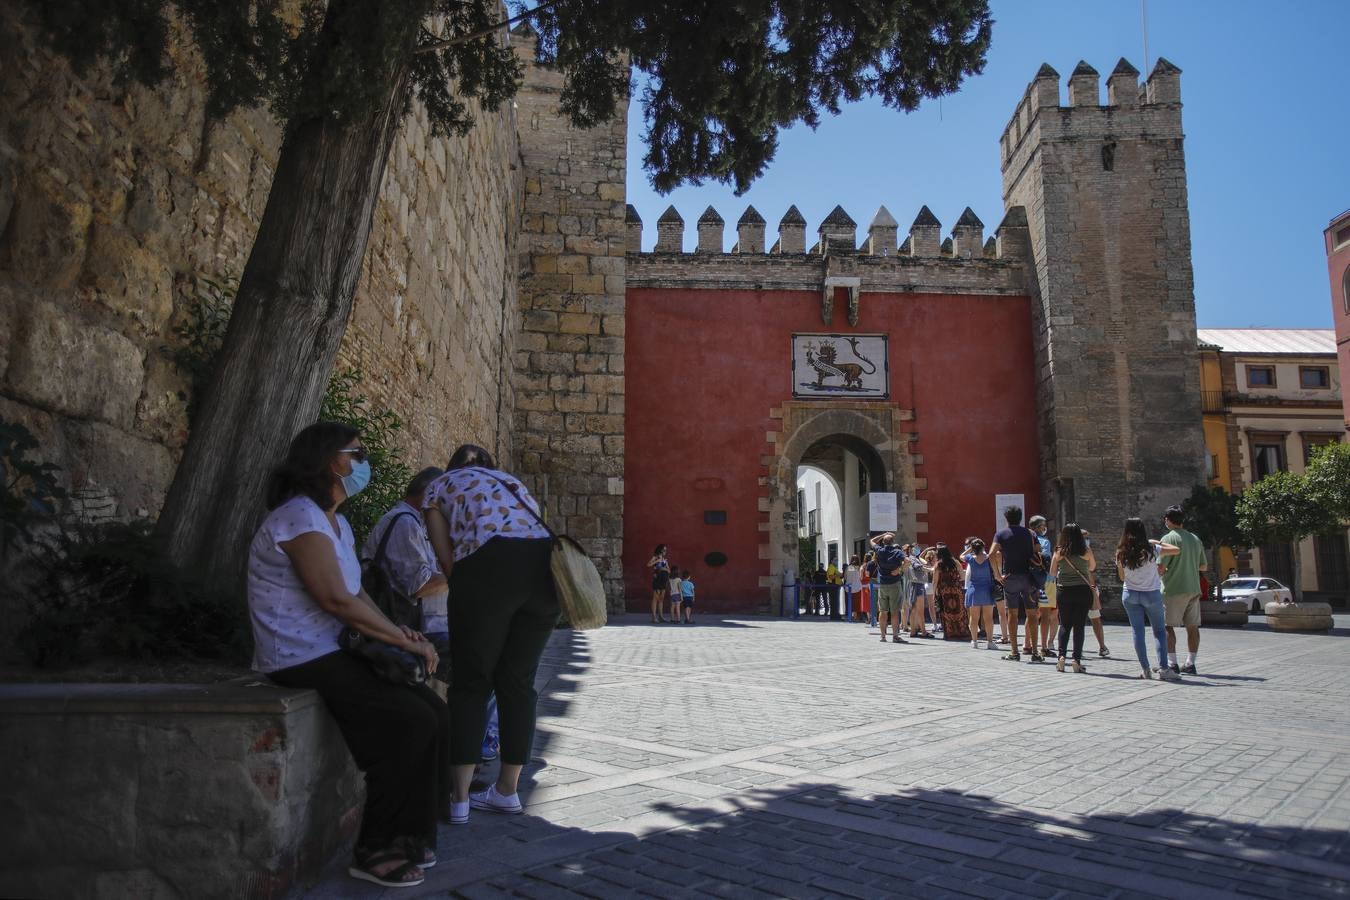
[1219,577,1294,613]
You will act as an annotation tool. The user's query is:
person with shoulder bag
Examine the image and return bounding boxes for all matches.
[423,444,559,824]
[1048,523,1095,673]
[246,423,446,889]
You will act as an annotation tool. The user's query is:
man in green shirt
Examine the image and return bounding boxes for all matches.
[1161,505,1207,675]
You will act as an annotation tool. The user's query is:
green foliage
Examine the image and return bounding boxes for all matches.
[1180,484,1245,551]
[16,519,248,667]
[168,274,234,425]
[1303,442,1350,523]
[320,368,413,547]
[32,0,991,192]
[1236,471,1339,547]
[532,0,993,192]
[0,420,67,552]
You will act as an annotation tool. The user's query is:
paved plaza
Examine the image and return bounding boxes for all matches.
[309,614,1350,899]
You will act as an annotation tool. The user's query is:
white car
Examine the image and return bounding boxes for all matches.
[1219,577,1294,613]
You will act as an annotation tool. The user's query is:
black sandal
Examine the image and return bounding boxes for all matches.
[397,836,437,869]
[349,847,425,888]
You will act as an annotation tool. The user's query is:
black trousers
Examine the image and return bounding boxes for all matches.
[269,650,449,849]
[1057,585,1093,661]
[449,537,559,767]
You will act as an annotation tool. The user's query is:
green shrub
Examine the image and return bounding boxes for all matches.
[0,420,66,553]
[16,519,248,667]
[168,274,234,425]
[321,367,413,548]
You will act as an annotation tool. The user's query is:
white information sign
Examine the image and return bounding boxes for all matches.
[994,493,1025,536]
[869,492,898,532]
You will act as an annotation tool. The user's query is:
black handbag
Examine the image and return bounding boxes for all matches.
[338,511,429,685]
[360,511,424,629]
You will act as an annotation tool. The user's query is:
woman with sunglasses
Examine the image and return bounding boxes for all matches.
[247,422,445,889]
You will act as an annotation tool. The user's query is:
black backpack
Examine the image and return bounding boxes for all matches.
[360,511,425,629]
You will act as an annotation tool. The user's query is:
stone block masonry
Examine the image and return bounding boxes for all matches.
[1001,58,1206,535]
[511,26,629,609]
[0,5,523,523]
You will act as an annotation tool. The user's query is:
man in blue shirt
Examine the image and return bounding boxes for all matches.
[991,506,1042,662]
[869,532,909,644]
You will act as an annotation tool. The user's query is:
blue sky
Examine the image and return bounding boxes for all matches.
[623,0,1349,329]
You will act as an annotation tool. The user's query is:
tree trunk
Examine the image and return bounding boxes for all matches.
[154,3,422,594]
[1292,540,1304,603]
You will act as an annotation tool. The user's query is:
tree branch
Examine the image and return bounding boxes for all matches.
[416,0,561,54]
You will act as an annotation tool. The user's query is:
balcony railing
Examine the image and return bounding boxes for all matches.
[1201,390,1226,414]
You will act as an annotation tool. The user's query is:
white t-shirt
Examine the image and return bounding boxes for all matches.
[423,466,551,562]
[246,495,358,673]
[1122,544,1164,593]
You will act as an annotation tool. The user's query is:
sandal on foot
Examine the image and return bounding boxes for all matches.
[1072,660,1086,674]
[1056,658,1066,673]
[349,848,424,889]
[1003,651,1021,661]
[397,837,437,869]
[1099,647,1111,658]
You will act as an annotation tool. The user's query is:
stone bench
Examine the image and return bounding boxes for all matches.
[1201,599,1249,627]
[1266,602,1335,633]
[0,680,361,899]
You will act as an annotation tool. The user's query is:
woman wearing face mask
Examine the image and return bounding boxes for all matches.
[247,422,446,889]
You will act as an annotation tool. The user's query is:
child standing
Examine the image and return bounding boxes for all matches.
[680,569,696,622]
[667,567,683,624]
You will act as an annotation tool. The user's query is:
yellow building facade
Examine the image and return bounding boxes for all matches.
[1197,330,1348,601]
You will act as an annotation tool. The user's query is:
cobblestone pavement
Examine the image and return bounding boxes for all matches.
[307,613,1350,899]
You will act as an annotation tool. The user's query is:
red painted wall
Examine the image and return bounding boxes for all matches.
[624,287,1042,612]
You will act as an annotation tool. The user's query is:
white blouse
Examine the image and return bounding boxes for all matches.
[246,495,359,673]
[423,466,551,562]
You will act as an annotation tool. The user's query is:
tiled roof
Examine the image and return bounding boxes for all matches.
[1196,329,1336,355]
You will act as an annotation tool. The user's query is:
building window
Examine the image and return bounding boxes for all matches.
[1246,366,1276,388]
[1206,453,1218,479]
[1343,266,1350,315]
[857,458,870,496]
[807,508,819,536]
[1250,434,1286,480]
[1339,225,1350,249]
[1300,366,1330,389]
[1303,434,1341,466]
[1259,542,1295,588]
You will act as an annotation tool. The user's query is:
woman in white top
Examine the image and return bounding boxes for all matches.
[1114,517,1182,681]
[424,444,557,825]
[247,422,444,889]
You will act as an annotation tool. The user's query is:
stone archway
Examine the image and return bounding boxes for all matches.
[761,401,923,601]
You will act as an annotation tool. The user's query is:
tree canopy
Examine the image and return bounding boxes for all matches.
[34,0,993,192]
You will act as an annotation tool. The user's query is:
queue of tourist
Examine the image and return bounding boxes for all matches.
[829,505,1208,679]
[245,424,558,888]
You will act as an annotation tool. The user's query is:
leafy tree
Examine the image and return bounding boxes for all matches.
[1180,484,1245,553]
[31,0,992,593]
[1236,470,1339,602]
[1303,441,1350,524]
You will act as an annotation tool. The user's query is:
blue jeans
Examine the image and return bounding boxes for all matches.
[1121,588,1169,671]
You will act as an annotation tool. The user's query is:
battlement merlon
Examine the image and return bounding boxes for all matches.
[627,204,1022,262]
[999,58,1183,168]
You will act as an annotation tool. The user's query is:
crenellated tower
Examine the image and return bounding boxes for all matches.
[1001,58,1205,532]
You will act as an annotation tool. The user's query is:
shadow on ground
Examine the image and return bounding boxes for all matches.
[440,781,1350,899]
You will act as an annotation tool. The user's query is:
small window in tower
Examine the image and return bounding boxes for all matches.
[1101,140,1116,171]
[1300,366,1329,389]
[1246,366,1275,388]
[1343,267,1349,315]
[703,510,727,525]
[1337,224,1350,248]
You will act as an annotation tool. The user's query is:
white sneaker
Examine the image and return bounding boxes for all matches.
[971,640,979,649]
[470,785,523,815]
[1157,667,1181,682]
[448,800,470,825]
[987,641,1000,650]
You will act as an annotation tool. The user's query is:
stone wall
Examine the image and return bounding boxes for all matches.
[510,27,629,607]
[0,6,523,521]
[1001,58,1206,534]
[0,681,362,899]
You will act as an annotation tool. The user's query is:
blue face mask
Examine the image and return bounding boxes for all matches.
[340,459,372,499]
